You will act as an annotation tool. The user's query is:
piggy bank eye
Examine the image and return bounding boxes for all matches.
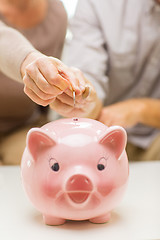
[49,158,60,172]
[97,157,107,171]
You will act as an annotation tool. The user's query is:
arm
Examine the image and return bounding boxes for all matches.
[0,21,36,82]
[0,21,83,108]
[136,98,160,128]
[0,18,100,117]
[98,98,160,129]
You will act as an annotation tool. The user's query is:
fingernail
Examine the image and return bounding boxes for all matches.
[82,86,90,99]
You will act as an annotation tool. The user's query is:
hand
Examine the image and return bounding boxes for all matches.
[21,52,84,106]
[98,99,144,128]
[50,67,102,118]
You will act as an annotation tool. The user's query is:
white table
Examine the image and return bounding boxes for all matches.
[0,161,160,240]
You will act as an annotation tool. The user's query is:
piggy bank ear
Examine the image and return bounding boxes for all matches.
[27,128,56,161]
[98,126,127,159]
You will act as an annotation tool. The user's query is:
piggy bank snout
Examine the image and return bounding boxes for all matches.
[65,174,93,204]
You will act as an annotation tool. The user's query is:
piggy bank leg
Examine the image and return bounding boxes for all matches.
[89,212,111,224]
[43,214,66,225]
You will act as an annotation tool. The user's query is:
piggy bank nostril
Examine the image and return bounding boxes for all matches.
[66,174,93,192]
[70,176,89,184]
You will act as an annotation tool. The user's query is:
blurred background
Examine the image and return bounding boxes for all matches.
[61,0,78,18]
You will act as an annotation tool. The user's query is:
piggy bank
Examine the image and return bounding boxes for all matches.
[21,118,129,225]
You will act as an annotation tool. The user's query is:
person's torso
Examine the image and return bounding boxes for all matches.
[87,0,160,148]
[90,0,160,105]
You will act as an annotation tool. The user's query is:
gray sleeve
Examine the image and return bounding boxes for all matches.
[65,0,109,103]
[0,21,38,82]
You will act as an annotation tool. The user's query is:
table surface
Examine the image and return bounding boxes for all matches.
[0,161,160,240]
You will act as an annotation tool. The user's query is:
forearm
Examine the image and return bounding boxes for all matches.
[139,98,160,128]
[0,21,37,82]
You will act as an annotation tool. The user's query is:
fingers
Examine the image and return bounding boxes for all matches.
[23,72,63,98]
[50,98,75,115]
[69,67,86,93]
[56,92,85,108]
[69,67,94,101]
[23,57,73,105]
[82,86,90,99]
[25,58,70,93]
[23,56,93,112]
[57,67,82,95]
[24,86,56,106]
[50,98,84,117]
[49,58,84,95]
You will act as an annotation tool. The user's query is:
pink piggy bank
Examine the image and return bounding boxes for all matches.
[21,118,129,225]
